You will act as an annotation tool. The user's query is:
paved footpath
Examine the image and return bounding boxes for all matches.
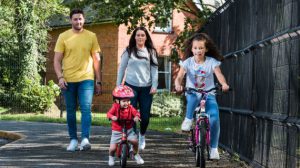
[0,121,247,168]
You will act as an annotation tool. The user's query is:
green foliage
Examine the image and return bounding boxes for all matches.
[0,79,60,113]
[151,92,183,117]
[64,0,214,55]
[231,152,241,162]
[0,0,66,112]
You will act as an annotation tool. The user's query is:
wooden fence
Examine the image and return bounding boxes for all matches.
[202,0,300,167]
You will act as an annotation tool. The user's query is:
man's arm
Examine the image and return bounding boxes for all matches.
[92,52,101,82]
[54,52,67,89]
[92,52,102,95]
[54,52,63,78]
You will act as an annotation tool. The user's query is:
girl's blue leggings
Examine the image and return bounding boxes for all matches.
[186,93,220,148]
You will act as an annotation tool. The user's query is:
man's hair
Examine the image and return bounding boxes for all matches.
[69,9,84,19]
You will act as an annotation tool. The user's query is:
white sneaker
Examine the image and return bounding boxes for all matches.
[134,154,144,165]
[139,133,146,150]
[210,148,220,160]
[181,118,192,131]
[66,139,78,151]
[108,156,115,166]
[79,138,91,151]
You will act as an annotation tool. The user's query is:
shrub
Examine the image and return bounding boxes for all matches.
[0,79,60,113]
[151,92,183,117]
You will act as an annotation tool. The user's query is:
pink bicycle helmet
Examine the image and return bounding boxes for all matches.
[112,85,134,99]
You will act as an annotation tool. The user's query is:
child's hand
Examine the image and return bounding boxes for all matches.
[175,83,183,92]
[133,116,141,123]
[222,83,230,92]
[111,116,118,121]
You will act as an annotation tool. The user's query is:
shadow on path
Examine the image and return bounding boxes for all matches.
[0,121,247,168]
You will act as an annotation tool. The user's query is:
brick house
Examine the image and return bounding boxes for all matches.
[46,10,187,112]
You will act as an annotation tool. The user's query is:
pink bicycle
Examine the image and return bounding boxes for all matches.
[185,84,229,167]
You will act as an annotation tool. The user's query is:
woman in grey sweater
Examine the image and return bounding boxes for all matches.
[116,27,158,150]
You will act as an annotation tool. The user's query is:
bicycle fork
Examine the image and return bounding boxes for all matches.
[195,117,210,147]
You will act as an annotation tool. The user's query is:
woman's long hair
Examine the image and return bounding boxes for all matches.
[127,27,158,66]
[184,33,224,61]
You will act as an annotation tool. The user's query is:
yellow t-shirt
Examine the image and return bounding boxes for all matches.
[54,29,101,82]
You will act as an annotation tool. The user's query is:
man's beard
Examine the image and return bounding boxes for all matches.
[73,24,83,31]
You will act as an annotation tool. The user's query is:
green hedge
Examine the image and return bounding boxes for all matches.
[151,92,183,117]
[0,79,60,113]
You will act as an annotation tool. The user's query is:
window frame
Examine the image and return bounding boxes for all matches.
[157,56,172,92]
[153,18,173,33]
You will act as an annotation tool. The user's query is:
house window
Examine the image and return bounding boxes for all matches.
[153,9,173,33]
[157,56,171,92]
[153,19,172,33]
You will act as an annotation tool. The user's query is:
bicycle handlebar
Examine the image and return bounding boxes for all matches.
[183,83,232,93]
[184,87,218,93]
[108,118,139,123]
[117,119,134,122]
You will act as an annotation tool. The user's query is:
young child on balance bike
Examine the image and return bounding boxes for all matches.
[107,85,144,166]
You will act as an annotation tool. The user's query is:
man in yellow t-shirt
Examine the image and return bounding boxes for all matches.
[53,9,101,152]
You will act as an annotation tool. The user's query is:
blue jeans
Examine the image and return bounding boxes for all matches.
[63,80,94,140]
[186,93,220,148]
[125,82,153,135]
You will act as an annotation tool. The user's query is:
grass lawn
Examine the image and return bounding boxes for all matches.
[0,107,182,133]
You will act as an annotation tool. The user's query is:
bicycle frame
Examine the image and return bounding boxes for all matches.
[185,87,218,167]
[115,119,133,168]
[194,94,210,148]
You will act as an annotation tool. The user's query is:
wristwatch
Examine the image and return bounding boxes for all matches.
[96,81,102,85]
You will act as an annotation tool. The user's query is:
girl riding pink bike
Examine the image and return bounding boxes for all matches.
[175,33,230,160]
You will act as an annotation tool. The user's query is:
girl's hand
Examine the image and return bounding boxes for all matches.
[150,88,157,94]
[133,116,141,123]
[111,116,118,121]
[222,84,230,92]
[175,84,183,92]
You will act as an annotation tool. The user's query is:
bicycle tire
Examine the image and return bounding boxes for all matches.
[206,143,211,160]
[120,143,127,168]
[195,146,200,167]
[190,128,196,153]
[205,120,210,160]
[199,121,206,168]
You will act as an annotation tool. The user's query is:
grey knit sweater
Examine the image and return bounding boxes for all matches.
[116,47,158,89]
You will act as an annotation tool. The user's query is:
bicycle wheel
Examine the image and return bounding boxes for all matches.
[189,128,196,153]
[196,121,206,168]
[206,143,211,160]
[195,146,200,167]
[120,143,128,168]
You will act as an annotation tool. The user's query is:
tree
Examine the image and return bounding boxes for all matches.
[64,0,215,60]
[0,0,65,112]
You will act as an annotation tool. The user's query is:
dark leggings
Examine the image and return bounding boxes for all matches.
[125,82,153,135]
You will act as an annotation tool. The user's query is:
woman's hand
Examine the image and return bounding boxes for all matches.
[150,88,157,94]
